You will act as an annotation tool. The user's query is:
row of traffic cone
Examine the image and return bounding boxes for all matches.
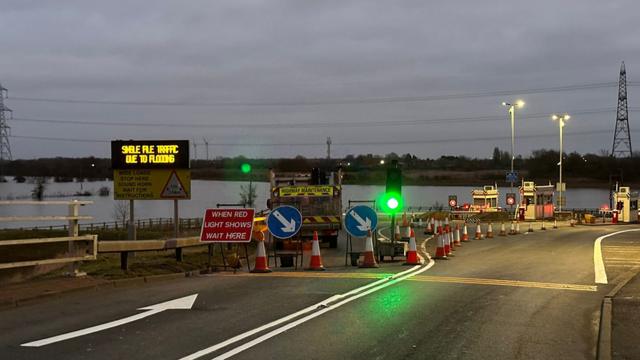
[251,229,381,272]
[252,218,564,272]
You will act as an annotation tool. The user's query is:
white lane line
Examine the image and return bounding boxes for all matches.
[594,229,640,284]
[179,265,423,360]
[209,259,436,360]
[181,233,433,360]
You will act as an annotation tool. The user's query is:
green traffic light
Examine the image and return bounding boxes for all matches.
[379,192,402,214]
[241,163,252,174]
[387,197,399,210]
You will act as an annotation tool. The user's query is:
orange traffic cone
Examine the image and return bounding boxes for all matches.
[454,224,462,246]
[553,219,558,229]
[527,223,534,232]
[395,224,401,241]
[404,228,421,265]
[499,222,507,236]
[509,221,516,235]
[434,227,448,260]
[570,219,575,227]
[462,223,470,242]
[486,223,494,238]
[475,224,483,240]
[359,230,379,268]
[402,225,411,241]
[251,239,272,273]
[445,225,455,256]
[306,231,325,271]
[541,219,546,230]
[515,222,521,234]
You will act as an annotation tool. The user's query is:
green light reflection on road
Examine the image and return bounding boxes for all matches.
[367,284,413,318]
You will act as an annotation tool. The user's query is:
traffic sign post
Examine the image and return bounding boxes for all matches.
[111,140,190,241]
[506,193,516,206]
[267,205,302,239]
[506,171,518,218]
[448,195,458,209]
[344,205,378,238]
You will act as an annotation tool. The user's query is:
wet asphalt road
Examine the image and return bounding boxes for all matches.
[1,223,637,360]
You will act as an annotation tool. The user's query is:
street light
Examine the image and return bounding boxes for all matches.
[380,159,385,165]
[551,114,570,212]
[501,100,525,212]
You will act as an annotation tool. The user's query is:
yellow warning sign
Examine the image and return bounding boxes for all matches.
[278,185,334,197]
[114,169,191,200]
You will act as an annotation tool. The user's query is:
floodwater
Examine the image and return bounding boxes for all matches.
[0,178,610,229]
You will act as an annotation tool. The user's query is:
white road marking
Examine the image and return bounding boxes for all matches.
[179,265,422,360]
[594,229,640,284]
[21,294,198,347]
[209,260,436,360]
[180,230,434,360]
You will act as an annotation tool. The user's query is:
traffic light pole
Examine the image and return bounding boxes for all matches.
[390,215,396,261]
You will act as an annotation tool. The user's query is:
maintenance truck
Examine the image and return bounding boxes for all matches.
[268,168,343,248]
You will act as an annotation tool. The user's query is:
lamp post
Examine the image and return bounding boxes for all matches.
[501,100,525,212]
[551,114,570,212]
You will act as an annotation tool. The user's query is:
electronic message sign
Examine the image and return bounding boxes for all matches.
[111,140,191,200]
[111,140,190,169]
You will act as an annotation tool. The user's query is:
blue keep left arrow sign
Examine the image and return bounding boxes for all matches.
[344,205,378,238]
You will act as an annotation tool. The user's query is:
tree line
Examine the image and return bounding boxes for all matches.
[1,148,639,186]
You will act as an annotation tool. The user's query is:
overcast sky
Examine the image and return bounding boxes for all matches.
[1,0,638,160]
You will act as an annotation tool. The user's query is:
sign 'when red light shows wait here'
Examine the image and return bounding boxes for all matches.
[200,208,255,243]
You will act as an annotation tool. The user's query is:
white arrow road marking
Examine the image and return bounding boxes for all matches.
[349,210,371,231]
[272,210,296,233]
[21,294,198,347]
[594,229,640,284]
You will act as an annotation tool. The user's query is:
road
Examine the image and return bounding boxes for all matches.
[1,223,638,359]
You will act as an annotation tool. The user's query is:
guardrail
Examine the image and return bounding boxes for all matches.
[0,200,97,275]
[3,217,204,232]
[0,235,97,270]
[98,237,204,270]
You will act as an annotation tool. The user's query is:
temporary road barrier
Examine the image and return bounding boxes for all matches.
[251,238,272,273]
[475,224,483,240]
[306,231,325,271]
[404,228,420,265]
[445,225,454,257]
[486,223,494,238]
[434,227,448,260]
[359,231,379,268]
[462,223,470,242]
